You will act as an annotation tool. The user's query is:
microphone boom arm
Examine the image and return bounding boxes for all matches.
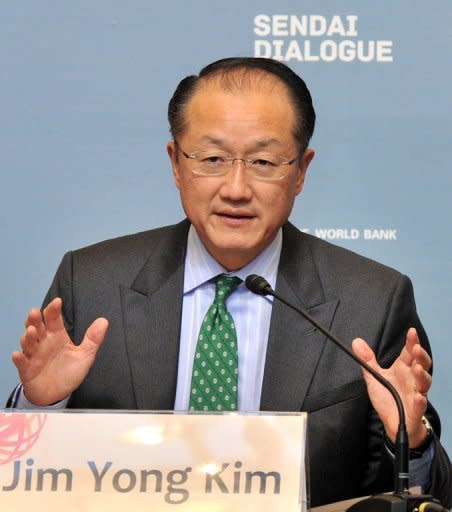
[245,274,409,495]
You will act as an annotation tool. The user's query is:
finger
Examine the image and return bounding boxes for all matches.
[352,338,385,382]
[411,388,429,417]
[352,338,377,365]
[12,350,38,377]
[24,307,44,329]
[24,308,47,341]
[20,326,40,357]
[406,328,420,357]
[12,350,29,373]
[413,364,432,395]
[410,393,429,431]
[395,328,418,366]
[42,298,65,333]
[406,327,419,346]
[412,344,432,372]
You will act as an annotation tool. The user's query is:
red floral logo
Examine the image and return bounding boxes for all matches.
[0,413,47,465]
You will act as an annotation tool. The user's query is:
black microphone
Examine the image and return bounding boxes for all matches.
[245,274,273,296]
[245,274,443,512]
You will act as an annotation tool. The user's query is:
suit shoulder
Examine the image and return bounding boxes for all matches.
[308,232,401,278]
[60,220,189,279]
[73,221,186,257]
[284,223,405,287]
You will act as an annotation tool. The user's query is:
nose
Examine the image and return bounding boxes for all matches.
[219,160,253,202]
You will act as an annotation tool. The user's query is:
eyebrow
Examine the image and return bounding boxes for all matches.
[198,135,224,145]
[197,135,284,148]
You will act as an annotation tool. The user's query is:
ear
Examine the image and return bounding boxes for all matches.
[295,148,315,195]
[167,140,181,189]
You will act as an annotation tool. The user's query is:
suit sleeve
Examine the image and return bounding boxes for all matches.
[371,274,451,508]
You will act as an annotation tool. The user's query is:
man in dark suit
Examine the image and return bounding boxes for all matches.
[9,58,451,507]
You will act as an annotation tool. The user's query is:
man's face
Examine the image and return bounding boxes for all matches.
[167,74,314,270]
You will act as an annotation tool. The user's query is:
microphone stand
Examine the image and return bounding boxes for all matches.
[245,275,445,512]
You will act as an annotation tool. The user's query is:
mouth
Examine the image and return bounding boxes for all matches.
[215,210,255,226]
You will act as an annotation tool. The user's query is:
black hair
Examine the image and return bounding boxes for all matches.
[168,57,316,151]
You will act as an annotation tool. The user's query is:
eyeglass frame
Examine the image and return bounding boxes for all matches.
[174,141,301,181]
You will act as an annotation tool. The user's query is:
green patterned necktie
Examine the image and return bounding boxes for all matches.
[189,274,242,411]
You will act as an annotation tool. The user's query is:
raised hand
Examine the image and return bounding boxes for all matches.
[352,327,432,448]
[12,297,109,406]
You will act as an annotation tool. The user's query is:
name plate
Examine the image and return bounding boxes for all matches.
[0,410,307,511]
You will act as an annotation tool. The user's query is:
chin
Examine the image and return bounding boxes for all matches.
[213,234,258,251]
[211,239,265,266]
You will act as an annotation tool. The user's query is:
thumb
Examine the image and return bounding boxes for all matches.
[352,337,379,372]
[81,317,109,354]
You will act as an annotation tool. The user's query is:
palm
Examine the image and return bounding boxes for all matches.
[12,298,108,406]
[352,328,431,447]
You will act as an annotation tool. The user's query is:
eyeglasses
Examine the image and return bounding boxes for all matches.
[176,144,299,181]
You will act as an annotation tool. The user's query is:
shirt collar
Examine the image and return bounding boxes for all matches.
[184,225,282,294]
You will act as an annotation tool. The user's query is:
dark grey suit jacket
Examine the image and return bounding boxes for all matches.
[22,220,452,507]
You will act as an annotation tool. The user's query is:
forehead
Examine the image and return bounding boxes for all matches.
[200,68,288,93]
[182,70,297,145]
[191,69,293,108]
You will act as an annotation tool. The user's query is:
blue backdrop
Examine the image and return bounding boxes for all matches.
[1,2,450,452]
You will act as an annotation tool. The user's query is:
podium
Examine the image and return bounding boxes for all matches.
[0,410,308,511]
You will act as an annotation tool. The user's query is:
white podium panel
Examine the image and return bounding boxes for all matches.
[0,410,307,512]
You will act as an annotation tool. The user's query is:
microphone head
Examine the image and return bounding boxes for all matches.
[245,274,273,296]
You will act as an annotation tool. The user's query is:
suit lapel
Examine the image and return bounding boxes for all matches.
[120,220,190,410]
[260,223,339,411]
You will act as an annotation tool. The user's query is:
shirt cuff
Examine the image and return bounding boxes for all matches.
[11,384,70,409]
[384,436,434,492]
[408,443,434,491]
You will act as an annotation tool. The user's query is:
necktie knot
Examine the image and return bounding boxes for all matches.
[214,275,242,305]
